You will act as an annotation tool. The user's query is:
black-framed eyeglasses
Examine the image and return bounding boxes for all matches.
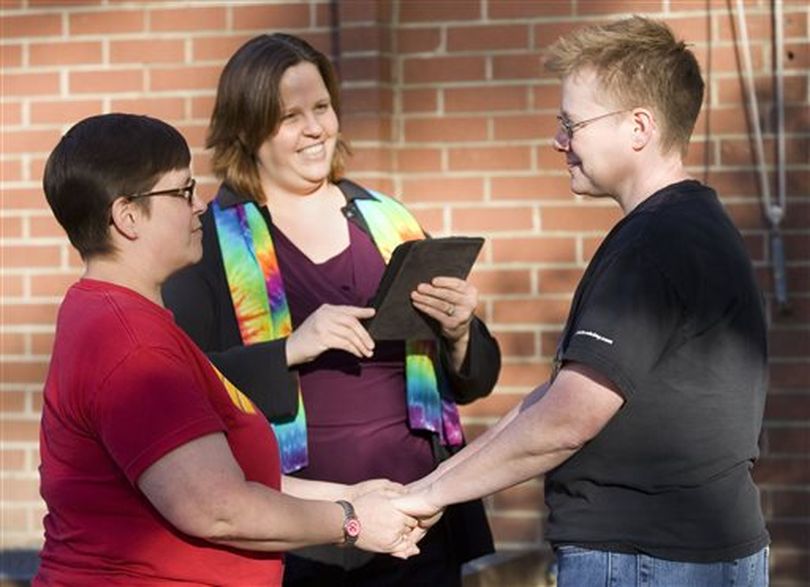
[126,178,197,204]
[556,110,629,140]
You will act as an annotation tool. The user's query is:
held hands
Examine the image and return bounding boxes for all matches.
[286,304,375,366]
[352,488,421,559]
[410,277,478,343]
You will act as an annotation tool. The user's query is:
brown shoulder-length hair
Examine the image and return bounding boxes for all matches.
[207,34,350,203]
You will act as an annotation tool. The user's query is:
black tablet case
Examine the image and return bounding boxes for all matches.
[365,236,484,340]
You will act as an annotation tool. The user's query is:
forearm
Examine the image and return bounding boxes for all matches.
[281,475,349,501]
[203,483,344,551]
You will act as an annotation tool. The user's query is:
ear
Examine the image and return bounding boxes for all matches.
[109,197,141,241]
[630,108,655,151]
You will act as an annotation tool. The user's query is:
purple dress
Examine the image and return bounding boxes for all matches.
[272,221,435,485]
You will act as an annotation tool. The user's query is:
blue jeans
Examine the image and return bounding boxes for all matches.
[555,545,769,587]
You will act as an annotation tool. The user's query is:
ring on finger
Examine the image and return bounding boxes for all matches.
[446,304,455,316]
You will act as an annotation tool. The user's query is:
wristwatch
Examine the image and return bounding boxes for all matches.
[335,499,361,547]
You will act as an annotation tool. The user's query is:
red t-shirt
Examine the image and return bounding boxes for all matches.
[35,279,283,586]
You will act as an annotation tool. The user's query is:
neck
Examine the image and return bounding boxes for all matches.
[84,255,164,307]
[261,178,341,217]
[615,154,691,215]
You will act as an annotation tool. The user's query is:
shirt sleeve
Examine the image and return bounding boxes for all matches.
[439,317,501,404]
[561,246,684,400]
[94,347,226,484]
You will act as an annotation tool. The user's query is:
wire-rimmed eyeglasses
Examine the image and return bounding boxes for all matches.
[125,178,197,204]
[556,110,629,140]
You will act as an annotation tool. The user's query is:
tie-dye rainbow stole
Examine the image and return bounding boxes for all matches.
[212,190,462,473]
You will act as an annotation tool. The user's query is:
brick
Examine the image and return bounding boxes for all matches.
[396,27,441,54]
[1,245,61,268]
[0,44,23,68]
[447,24,529,52]
[341,25,390,53]
[493,114,549,140]
[459,391,525,419]
[542,205,621,232]
[491,330,537,358]
[716,11,807,42]
[232,3,310,30]
[453,206,534,232]
[472,268,532,295]
[0,508,28,533]
[406,207,442,235]
[1,211,23,235]
[402,88,438,113]
[191,34,252,62]
[109,97,187,121]
[491,480,545,512]
[110,39,185,64]
[31,332,57,356]
[69,10,145,35]
[190,95,216,120]
[345,146,391,173]
[0,14,62,38]
[399,1,481,23]
[29,273,78,298]
[534,21,586,49]
[2,101,22,126]
[149,66,221,92]
[769,362,810,388]
[489,511,544,545]
[1,72,60,96]
[149,6,226,32]
[492,236,577,263]
[576,0,664,15]
[340,56,391,83]
[0,449,27,471]
[0,274,24,298]
[537,267,583,294]
[403,56,485,84]
[665,16,711,45]
[766,427,810,455]
[768,329,810,358]
[0,390,25,414]
[394,147,442,173]
[338,0,392,24]
[449,146,531,171]
[342,87,394,115]
[784,41,809,71]
[69,69,144,94]
[0,160,22,183]
[2,360,50,384]
[1,129,62,154]
[770,550,810,583]
[715,74,807,106]
[540,331,564,357]
[404,116,487,143]
[767,521,810,551]
[30,99,104,125]
[0,477,40,500]
[491,176,571,201]
[493,297,572,326]
[491,0,572,18]
[445,85,528,112]
[401,177,485,202]
[493,54,543,81]
[0,333,25,356]
[765,396,810,422]
[29,41,103,66]
[1,303,60,326]
[339,117,386,142]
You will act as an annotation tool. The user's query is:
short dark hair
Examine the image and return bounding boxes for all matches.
[545,16,704,155]
[207,33,350,204]
[43,113,191,259]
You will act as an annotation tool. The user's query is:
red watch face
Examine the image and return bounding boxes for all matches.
[345,518,361,538]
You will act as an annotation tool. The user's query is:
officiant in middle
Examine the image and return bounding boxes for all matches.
[163,32,501,587]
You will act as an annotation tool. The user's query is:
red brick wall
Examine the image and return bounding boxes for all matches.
[1,1,807,583]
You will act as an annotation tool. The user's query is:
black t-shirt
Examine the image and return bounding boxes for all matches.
[545,180,769,562]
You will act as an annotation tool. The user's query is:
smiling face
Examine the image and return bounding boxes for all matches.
[553,68,634,200]
[256,61,339,196]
